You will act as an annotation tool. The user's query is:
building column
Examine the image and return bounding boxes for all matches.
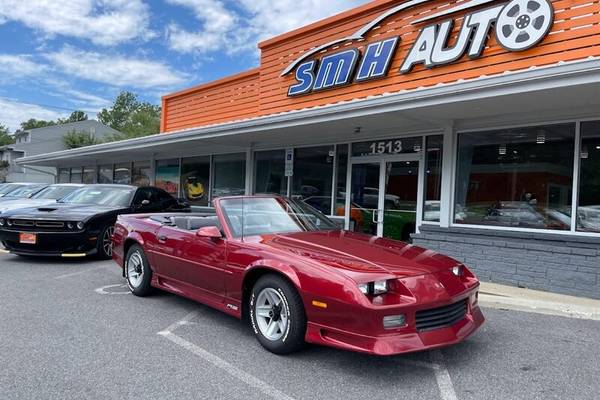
[245,147,254,195]
[440,124,455,228]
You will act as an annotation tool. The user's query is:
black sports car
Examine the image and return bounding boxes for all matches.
[0,185,190,258]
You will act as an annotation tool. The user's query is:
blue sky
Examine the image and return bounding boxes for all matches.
[0,0,369,132]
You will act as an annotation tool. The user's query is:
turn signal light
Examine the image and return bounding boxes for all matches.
[383,314,406,329]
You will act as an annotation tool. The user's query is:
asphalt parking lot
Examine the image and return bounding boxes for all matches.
[1,253,599,400]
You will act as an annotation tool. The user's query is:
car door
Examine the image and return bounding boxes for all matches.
[180,217,227,301]
[150,224,191,284]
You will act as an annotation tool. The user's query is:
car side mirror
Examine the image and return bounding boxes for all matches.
[196,226,222,240]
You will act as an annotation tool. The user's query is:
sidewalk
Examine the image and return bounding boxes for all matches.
[479,282,600,321]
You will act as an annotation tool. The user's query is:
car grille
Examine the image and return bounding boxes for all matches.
[7,219,66,231]
[415,299,468,332]
[34,221,65,229]
[10,219,35,227]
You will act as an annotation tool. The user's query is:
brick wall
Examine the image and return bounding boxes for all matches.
[412,225,600,299]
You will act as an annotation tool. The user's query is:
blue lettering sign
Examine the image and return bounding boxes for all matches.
[287,60,317,96]
[313,49,359,91]
[355,37,399,82]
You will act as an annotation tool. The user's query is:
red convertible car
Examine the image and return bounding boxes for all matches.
[112,196,484,355]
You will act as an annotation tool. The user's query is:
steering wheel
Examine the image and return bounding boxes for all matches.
[495,0,554,51]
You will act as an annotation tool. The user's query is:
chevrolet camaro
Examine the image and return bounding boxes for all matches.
[112,196,484,355]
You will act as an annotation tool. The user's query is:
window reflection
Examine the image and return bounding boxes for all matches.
[98,165,113,184]
[181,156,210,206]
[114,163,132,185]
[578,121,600,233]
[423,136,443,222]
[212,153,246,198]
[254,150,287,195]
[292,146,334,212]
[455,124,575,230]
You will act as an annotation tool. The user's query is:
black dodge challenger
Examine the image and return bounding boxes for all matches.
[0,184,190,258]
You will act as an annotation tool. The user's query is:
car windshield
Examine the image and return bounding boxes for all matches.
[2,185,46,198]
[220,197,339,238]
[32,185,82,200]
[0,184,22,195]
[59,186,135,207]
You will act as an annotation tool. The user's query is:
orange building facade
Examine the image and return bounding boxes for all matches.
[161,0,600,133]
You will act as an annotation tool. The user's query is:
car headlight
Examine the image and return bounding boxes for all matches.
[67,222,74,229]
[76,222,85,230]
[358,280,388,296]
[0,218,4,226]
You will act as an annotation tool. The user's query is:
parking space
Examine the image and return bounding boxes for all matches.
[1,254,599,400]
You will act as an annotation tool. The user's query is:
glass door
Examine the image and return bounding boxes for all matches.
[348,158,421,241]
[349,162,381,236]
[382,161,418,241]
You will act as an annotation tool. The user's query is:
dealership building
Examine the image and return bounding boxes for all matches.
[17,0,600,298]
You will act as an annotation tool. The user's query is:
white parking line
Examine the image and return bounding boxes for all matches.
[158,311,296,400]
[430,350,458,400]
[0,249,9,254]
[54,264,112,280]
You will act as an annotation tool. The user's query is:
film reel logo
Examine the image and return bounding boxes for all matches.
[496,0,554,51]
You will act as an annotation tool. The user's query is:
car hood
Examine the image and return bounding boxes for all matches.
[2,203,127,221]
[0,199,57,213]
[257,230,459,280]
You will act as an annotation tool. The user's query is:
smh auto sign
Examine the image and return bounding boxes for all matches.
[284,0,555,96]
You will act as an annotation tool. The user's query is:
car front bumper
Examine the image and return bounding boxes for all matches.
[304,288,485,356]
[0,229,98,257]
[306,304,484,356]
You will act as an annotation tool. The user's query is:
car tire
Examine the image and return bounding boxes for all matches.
[125,244,153,297]
[96,225,115,260]
[249,274,306,355]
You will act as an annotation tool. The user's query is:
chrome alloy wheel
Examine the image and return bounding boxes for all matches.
[102,226,115,257]
[255,288,289,341]
[127,251,144,289]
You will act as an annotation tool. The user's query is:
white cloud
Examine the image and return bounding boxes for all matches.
[0,98,66,132]
[45,47,189,89]
[0,0,153,46]
[0,54,46,79]
[166,0,369,55]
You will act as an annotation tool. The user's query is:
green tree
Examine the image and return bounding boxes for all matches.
[20,119,56,130]
[63,130,101,149]
[0,124,15,146]
[98,91,161,140]
[58,111,88,124]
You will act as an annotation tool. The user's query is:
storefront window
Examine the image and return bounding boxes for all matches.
[181,156,210,206]
[292,146,334,214]
[98,165,113,184]
[578,121,600,233]
[455,124,575,230]
[114,163,132,185]
[423,136,443,222]
[352,136,423,157]
[212,153,246,198]
[155,159,180,196]
[132,161,151,187]
[333,144,349,217]
[70,167,83,184]
[58,168,70,183]
[82,166,95,184]
[254,150,287,195]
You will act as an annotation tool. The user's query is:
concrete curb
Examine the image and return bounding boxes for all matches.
[479,282,600,321]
